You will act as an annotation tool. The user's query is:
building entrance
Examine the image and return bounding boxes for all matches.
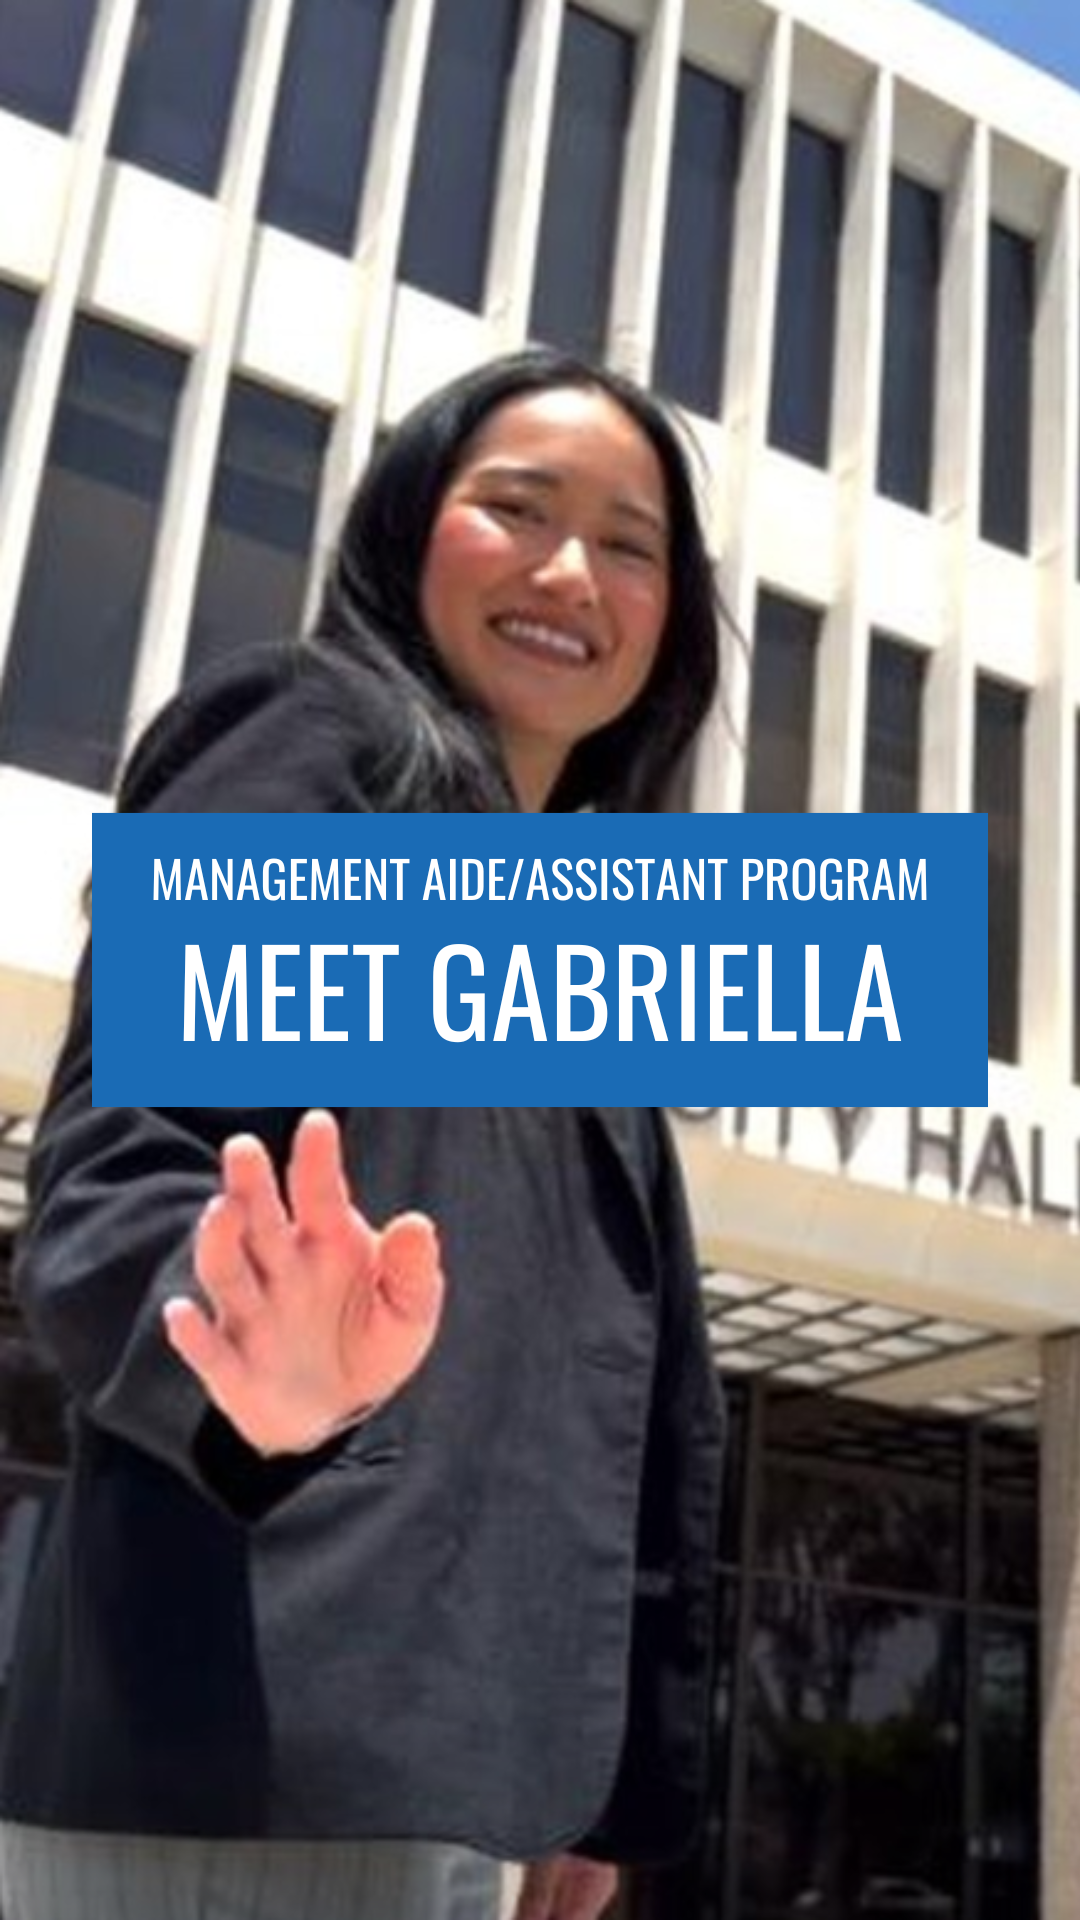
[625,1385,1039,1920]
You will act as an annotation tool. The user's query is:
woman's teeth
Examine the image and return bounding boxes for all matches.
[493,616,591,663]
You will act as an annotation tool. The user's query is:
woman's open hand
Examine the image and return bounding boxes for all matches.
[163,1109,444,1454]
[513,1856,618,1920]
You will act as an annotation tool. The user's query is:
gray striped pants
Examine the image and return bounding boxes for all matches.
[0,1825,504,1920]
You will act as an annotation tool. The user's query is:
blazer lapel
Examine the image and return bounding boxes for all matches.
[589,1108,658,1258]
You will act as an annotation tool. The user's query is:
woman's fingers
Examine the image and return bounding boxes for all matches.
[287,1111,362,1241]
[377,1212,444,1325]
[513,1860,559,1920]
[162,1296,252,1417]
[169,1118,446,1452]
[221,1131,292,1277]
[513,1859,617,1920]
[193,1194,265,1324]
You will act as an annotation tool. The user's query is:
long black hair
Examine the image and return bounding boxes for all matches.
[315,348,722,811]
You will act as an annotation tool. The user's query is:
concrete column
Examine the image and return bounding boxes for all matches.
[1040,1331,1080,1920]
[604,0,684,381]
[304,0,439,594]
[920,118,989,814]
[690,9,792,815]
[808,67,893,814]
[482,0,564,349]
[121,0,296,749]
[1020,170,1079,1082]
[0,0,141,680]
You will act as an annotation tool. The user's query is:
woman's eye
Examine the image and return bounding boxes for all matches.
[488,496,542,525]
[606,536,661,566]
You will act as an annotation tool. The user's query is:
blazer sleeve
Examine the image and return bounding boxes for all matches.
[14,644,394,1515]
[578,1113,726,1862]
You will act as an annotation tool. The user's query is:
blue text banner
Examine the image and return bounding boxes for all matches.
[91,811,988,1107]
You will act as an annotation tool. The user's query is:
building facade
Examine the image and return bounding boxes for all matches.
[1,0,1079,1915]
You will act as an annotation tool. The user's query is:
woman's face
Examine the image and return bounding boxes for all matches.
[419,385,670,808]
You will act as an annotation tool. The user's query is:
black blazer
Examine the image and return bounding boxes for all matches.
[0,644,725,1862]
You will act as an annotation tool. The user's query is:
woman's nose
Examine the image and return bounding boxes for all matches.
[532,535,599,604]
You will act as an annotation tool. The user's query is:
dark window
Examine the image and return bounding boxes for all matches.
[0,282,35,465]
[184,379,330,681]
[0,319,186,790]
[767,121,845,465]
[0,0,98,131]
[980,223,1034,553]
[863,633,925,812]
[877,173,941,510]
[760,1395,965,1596]
[743,1585,963,1920]
[621,1382,1040,1920]
[974,675,1025,1063]
[979,1427,1038,1610]
[652,63,742,418]
[744,589,820,811]
[258,0,394,254]
[977,1621,1039,1920]
[108,0,251,194]
[717,1377,749,1568]
[397,0,521,311]
[528,7,633,359]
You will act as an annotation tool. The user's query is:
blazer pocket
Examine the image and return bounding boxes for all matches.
[329,1431,406,1472]
[578,1339,651,1376]
[327,1393,414,1471]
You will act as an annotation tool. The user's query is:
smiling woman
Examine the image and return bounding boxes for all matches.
[317,348,721,818]
[0,350,727,1920]
[419,386,671,811]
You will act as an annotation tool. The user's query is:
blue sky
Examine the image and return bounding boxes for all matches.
[920,1,1080,87]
